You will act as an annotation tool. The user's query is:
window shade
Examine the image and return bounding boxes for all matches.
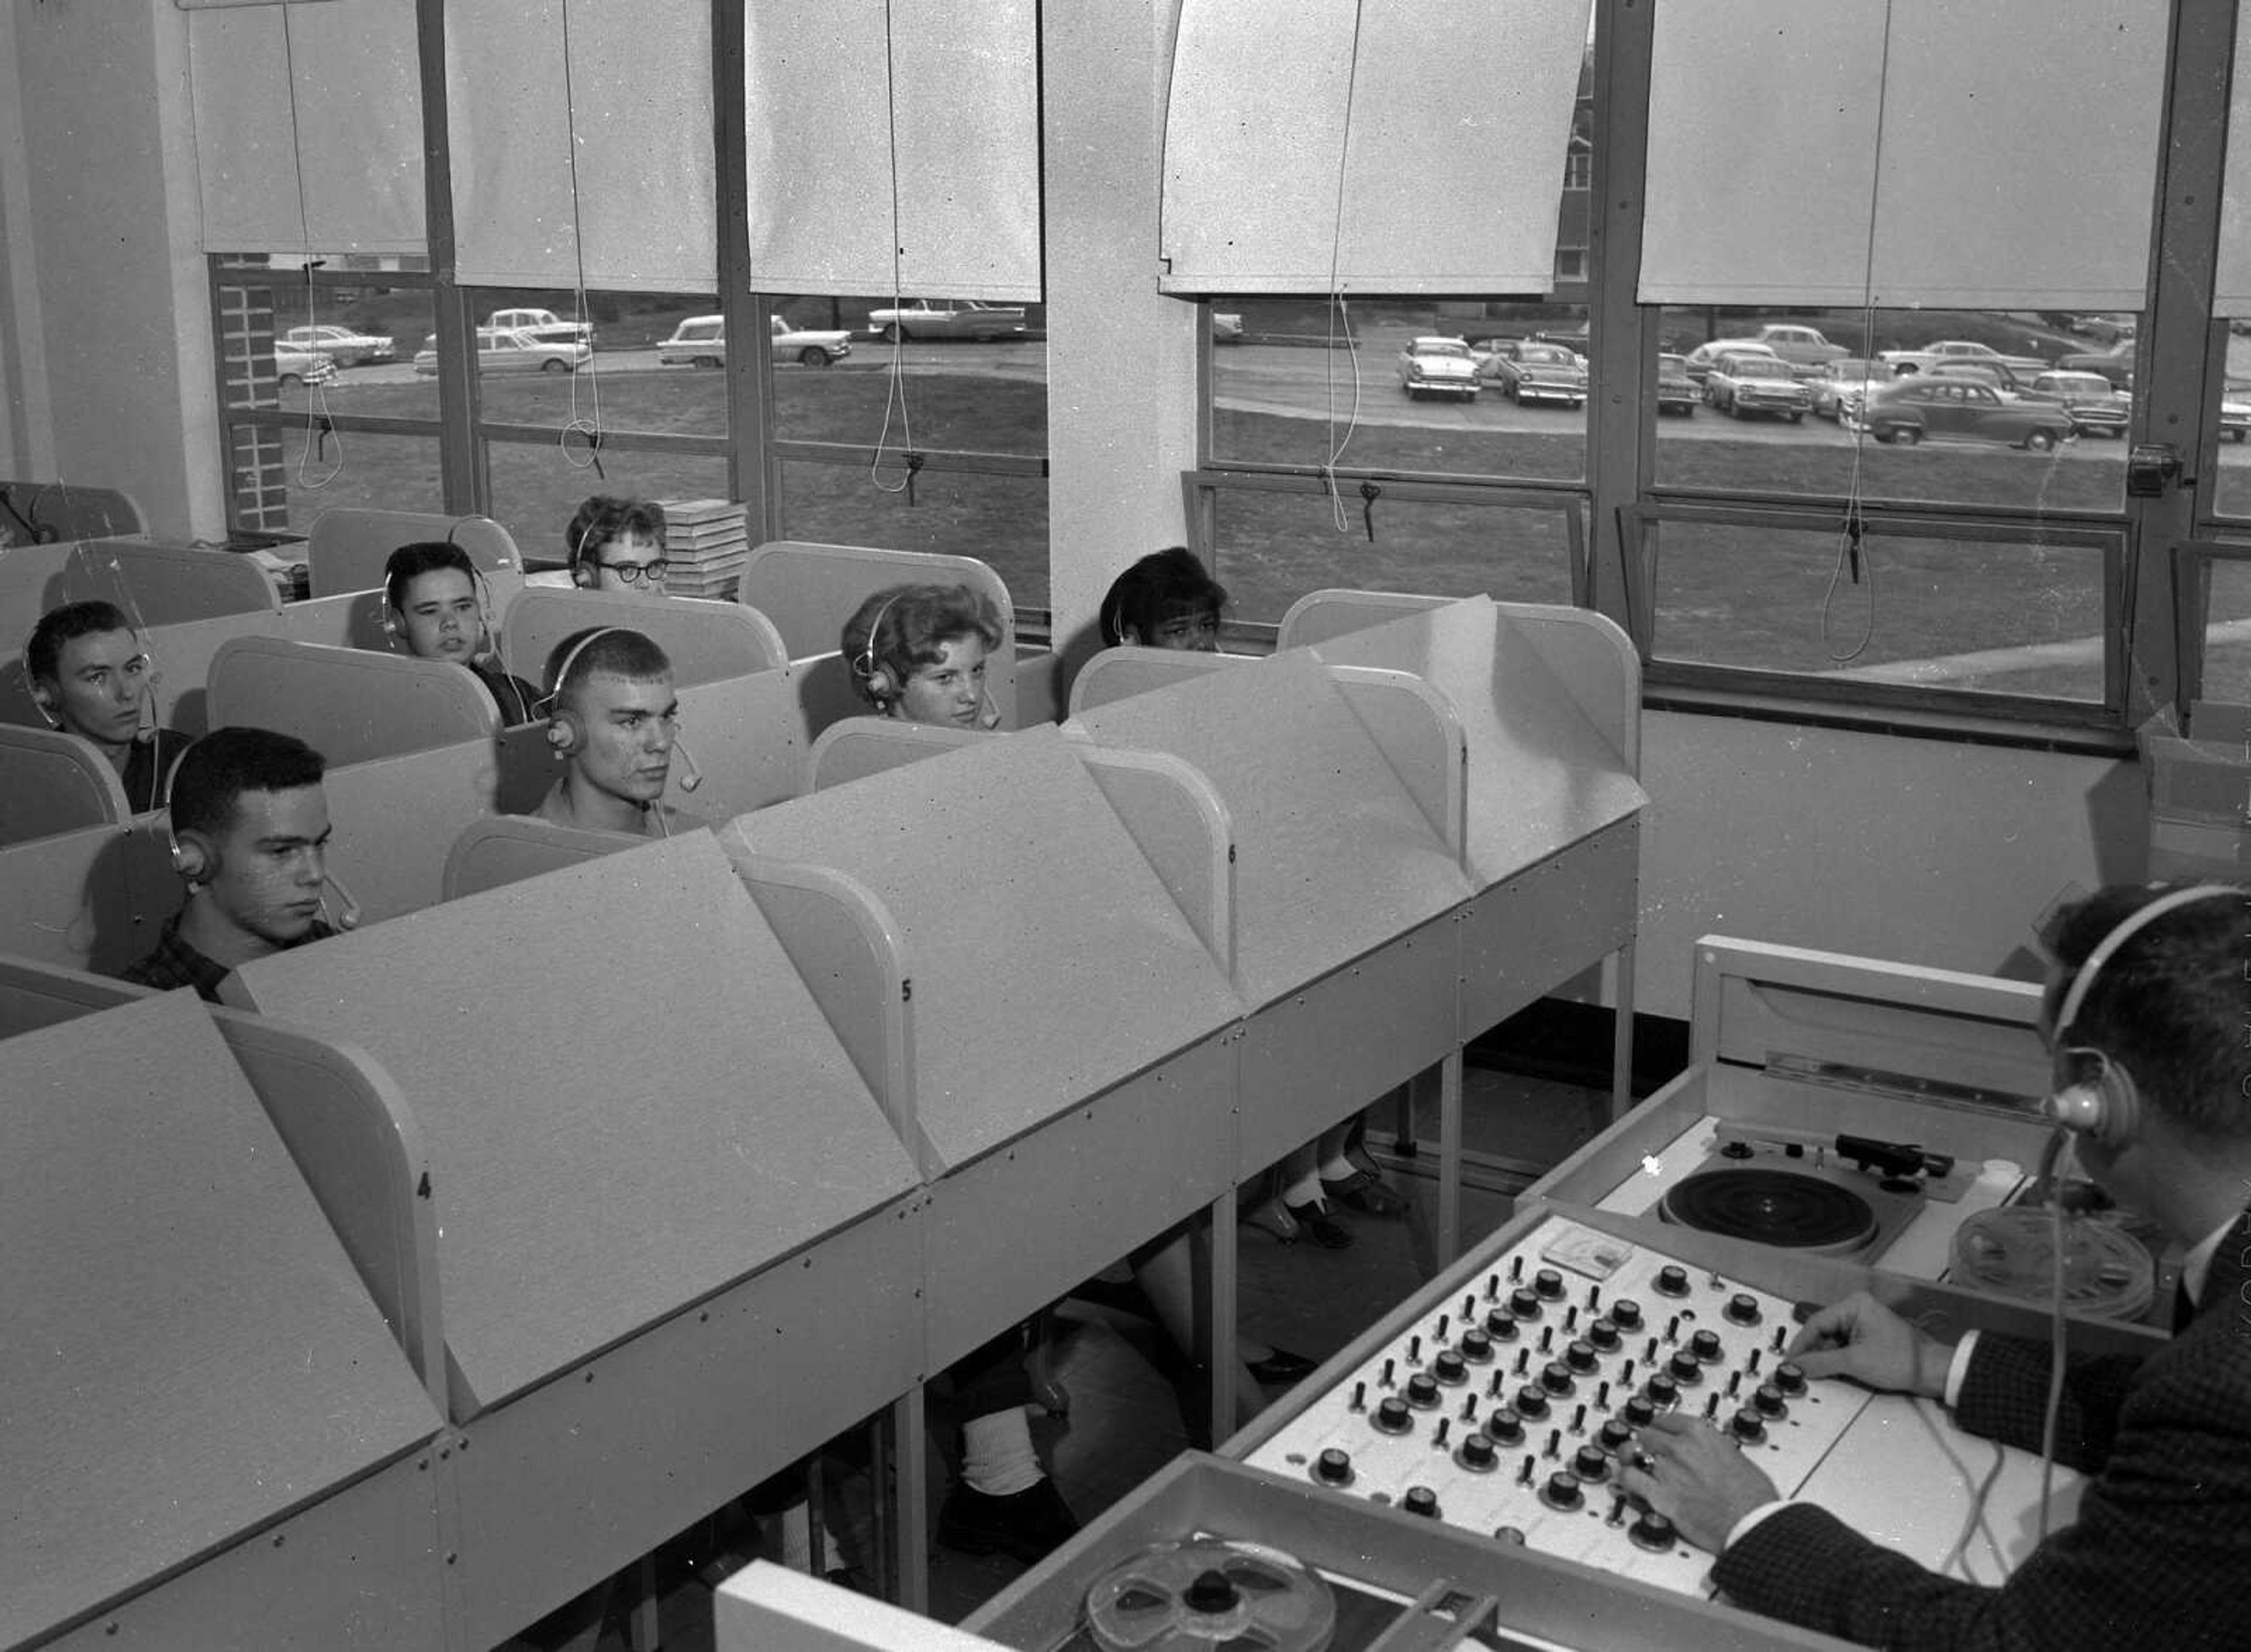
[1641,0,2164,310]
[745,0,1041,301]
[2215,21,2251,317]
[1159,0,1591,295]
[447,0,717,293]
[189,0,426,256]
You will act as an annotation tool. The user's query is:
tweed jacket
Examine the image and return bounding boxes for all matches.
[1710,1213,2251,1650]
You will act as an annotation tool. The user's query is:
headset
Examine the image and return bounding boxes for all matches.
[541,626,702,791]
[383,542,503,665]
[2042,883,2237,1148]
[853,593,903,704]
[25,620,164,745]
[160,736,361,930]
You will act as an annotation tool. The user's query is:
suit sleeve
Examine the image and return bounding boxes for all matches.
[1950,1334,2140,1473]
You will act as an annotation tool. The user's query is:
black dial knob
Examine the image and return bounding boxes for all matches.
[1375,1397,1413,1434]
[1511,1287,1542,1319]
[1486,1408,1525,1444]
[1730,1409,1766,1443]
[1402,1485,1440,1519]
[1515,1386,1550,1419]
[1623,1394,1657,1427]
[1460,1328,1494,1362]
[1542,1471,1583,1510]
[1669,1350,1703,1383]
[1611,1299,1644,1330]
[1774,1361,1807,1395]
[1539,1361,1575,1395]
[1691,1329,1723,1362]
[1645,1374,1679,1407]
[1599,1418,1634,1452]
[1315,1447,1353,1485]
[1434,1350,1468,1385]
[1484,1308,1519,1341]
[1655,1266,1690,1297]
[1754,1383,1787,1416]
[1534,1267,1565,1299]
[1587,1317,1621,1350]
[1458,1433,1498,1471]
[1630,1510,1677,1552]
[1726,1292,1762,1325]
[1406,1373,1440,1408]
[1573,1444,1610,1481]
[1563,1339,1598,1373]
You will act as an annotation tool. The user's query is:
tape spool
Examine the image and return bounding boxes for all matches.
[1084,1537,1336,1652]
[1950,1206,2155,1321]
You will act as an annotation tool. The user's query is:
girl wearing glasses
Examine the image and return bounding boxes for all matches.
[565,494,671,595]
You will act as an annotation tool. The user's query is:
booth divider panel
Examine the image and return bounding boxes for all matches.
[1069,653,1474,1008]
[1306,599,1647,885]
[500,586,787,689]
[726,731,1242,1172]
[806,715,990,793]
[1066,645,1243,717]
[0,820,180,974]
[444,815,641,900]
[0,724,129,845]
[0,993,440,1648]
[208,636,498,767]
[307,508,523,599]
[227,833,919,1415]
[321,736,509,925]
[0,953,148,1038]
[671,666,809,821]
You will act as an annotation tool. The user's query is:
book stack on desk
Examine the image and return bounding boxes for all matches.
[658,498,750,600]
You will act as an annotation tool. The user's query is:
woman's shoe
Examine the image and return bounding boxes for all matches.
[1244,1195,1301,1243]
[1320,1165,1409,1218]
[1282,1198,1353,1249]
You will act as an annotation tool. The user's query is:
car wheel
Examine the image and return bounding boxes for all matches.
[1893,424,1922,445]
[2024,429,2057,453]
[798,346,831,367]
[1787,410,1804,424]
[693,355,721,370]
[541,358,570,374]
[882,324,907,344]
[277,372,302,389]
[2234,429,2248,444]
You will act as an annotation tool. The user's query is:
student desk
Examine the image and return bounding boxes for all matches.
[0,991,448,1648]
[225,833,924,1647]
[0,539,277,661]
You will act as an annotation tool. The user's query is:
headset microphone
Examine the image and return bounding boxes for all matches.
[977,684,1001,731]
[671,732,704,792]
[321,871,363,932]
[132,651,161,745]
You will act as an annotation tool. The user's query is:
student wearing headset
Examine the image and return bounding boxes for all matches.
[564,495,671,595]
[119,727,344,1001]
[23,599,193,814]
[1097,545,1227,652]
[382,542,541,723]
[839,583,1004,730]
[1626,882,2250,1650]
[534,627,707,838]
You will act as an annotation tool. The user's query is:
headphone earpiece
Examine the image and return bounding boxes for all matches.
[2042,1049,2138,1150]
[854,593,902,704]
[546,711,583,756]
[30,691,59,730]
[168,827,210,883]
[542,627,623,758]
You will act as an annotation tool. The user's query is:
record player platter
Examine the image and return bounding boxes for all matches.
[1658,1168,1880,1255]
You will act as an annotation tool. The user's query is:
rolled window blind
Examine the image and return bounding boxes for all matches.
[447,0,717,293]
[745,0,1041,300]
[1641,0,2164,310]
[189,0,426,256]
[2214,21,2251,317]
[1159,0,1592,295]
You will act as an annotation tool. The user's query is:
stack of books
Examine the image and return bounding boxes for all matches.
[658,498,750,600]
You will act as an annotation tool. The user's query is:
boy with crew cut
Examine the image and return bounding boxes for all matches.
[534,626,706,837]
[23,599,193,814]
[119,726,341,1001]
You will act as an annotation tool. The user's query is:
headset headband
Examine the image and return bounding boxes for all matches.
[545,626,628,712]
[856,594,902,683]
[2054,883,2238,1040]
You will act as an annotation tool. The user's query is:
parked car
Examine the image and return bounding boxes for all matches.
[654,314,854,368]
[1212,312,1244,343]
[1920,359,2039,397]
[2053,341,2137,390]
[1880,338,2046,378]
[487,307,594,349]
[2028,370,2131,438]
[1655,352,1699,416]
[1808,358,1893,422]
[1681,338,1779,387]
[278,323,395,368]
[1396,336,1481,400]
[1747,322,1847,375]
[1478,339,1587,406]
[865,299,1027,342]
[414,327,592,376]
[1857,379,2073,450]
[2068,314,2137,345]
[1705,351,1811,420]
[273,342,338,388]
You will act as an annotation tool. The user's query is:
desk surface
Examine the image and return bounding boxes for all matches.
[0,991,440,1644]
[1070,652,1473,1005]
[732,729,1242,1170]
[231,832,919,1413]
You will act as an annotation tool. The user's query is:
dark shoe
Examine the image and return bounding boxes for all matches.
[1283,1198,1353,1249]
[1244,1195,1301,1243]
[1245,1345,1319,1385]
[936,1478,1080,1564]
[1321,1166,1409,1218]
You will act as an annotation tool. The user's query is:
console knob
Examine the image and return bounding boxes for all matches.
[1573,1444,1610,1481]
[1565,1338,1600,1372]
[1726,1292,1762,1325]
[1534,1267,1566,1299]
[1458,1432,1498,1471]
[1541,1471,1583,1510]
[1587,1317,1621,1351]
[1460,1329,1494,1363]
[1730,1409,1766,1443]
[1515,1386,1550,1419]
[1690,1329,1723,1362]
[1484,1309,1519,1342]
[1433,1350,1468,1385]
[1406,1373,1440,1408]
[1611,1299,1644,1330]
[1669,1350,1703,1383]
[1375,1397,1413,1434]
[1402,1485,1440,1519]
[1599,1418,1634,1452]
[1511,1287,1543,1319]
[1315,1447,1354,1485]
[1754,1383,1787,1417]
[1655,1266,1689,1297]
[1629,1510,1677,1552]
[1540,1361,1576,1395]
[1486,1408,1525,1444]
[1645,1374,1679,1407]
[1623,1395,1657,1427]
[1774,1361,1807,1395]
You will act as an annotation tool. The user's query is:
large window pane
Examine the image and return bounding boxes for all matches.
[226,427,444,540]
[1650,521,2108,704]
[1208,485,1579,625]
[2185,556,2251,705]
[486,445,732,579]
[1655,306,2132,512]
[219,276,435,417]
[1213,299,1587,483]
[778,461,1048,613]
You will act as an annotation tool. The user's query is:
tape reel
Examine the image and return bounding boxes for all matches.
[1083,1537,1335,1652]
[1949,1206,2155,1321]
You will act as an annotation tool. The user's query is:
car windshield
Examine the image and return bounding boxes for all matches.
[1520,345,1571,363]
[1658,355,1688,372]
[1732,358,1794,379]
[2045,375,2108,395]
[1416,341,1472,358]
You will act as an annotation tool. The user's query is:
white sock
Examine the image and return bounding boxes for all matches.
[1284,1170,1325,1207]
[776,1500,812,1572]
[1319,1153,1358,1183]
[961,1407,1044,1496]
